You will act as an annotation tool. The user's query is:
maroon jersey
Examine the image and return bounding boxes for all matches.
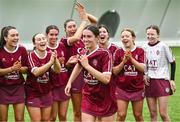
[0,45,28,86]
[82,47,115,114]
[61,37,85,92]
[99,43,119,59]
[25,50,52,99]
[106,43,119,100]
[60,37,85,69]
[108,43,119,57]
[47,42,69,87]
[114,46,145,92]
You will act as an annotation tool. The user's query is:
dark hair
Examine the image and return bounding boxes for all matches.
[121,28,136,45]
[146,25,160,35]
[32,33,40,44]
[0,26,16,48]
[98,24,110,34]
[45,25,59,34]
[64,19,75,29]
[121,28,136,38]
[32,33,41,50]
[84,25,99,37]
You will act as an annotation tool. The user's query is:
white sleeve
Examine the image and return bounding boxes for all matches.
[163,44,175,63]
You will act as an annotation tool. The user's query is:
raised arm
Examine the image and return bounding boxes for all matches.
[67,2,89,45]
[87,13,98,25]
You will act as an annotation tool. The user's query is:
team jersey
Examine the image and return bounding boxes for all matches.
[143,41,175,80]
[99,43,119,61]
[0,45,28,86]
[82,47,112,106]
[107,43,119,57]
[113,46,145,92]
[61,37,85,92]
[47,42,69,87]
[99,43,119,99]
[25,50,52,99]
[60,37,85,70]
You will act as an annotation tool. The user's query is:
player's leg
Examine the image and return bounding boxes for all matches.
[58,99,70,121]
[146,97,158,121]
[132,100,144,121]
[101,114,115,122]
[26,106,41,121]
[41,106,52,121]
[82,112,96,122]
[158,96,170,121]
[71,92,82,121]
[0,104,9,121]
[50,101,58,122]
[13,103,25,122]
[116,99,129,121]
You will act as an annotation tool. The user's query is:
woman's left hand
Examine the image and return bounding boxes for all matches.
[170,80,176,93]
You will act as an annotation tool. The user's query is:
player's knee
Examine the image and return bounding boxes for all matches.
[74,109,81,116]
[117,111,126,120]
[0,117,7,122]
[59,113,67,121]
[50,116,57,122]
[159,111,169,120]
[73,110,81,120]
[41,117,50,122]
[133,112,143,121]
[15,115,24,121]
[150,109,157,118]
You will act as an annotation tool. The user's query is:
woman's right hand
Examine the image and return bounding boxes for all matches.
[75,2,88,21]
[65,82,72,96]
[67,55,79,64]
[11,61,22,71]
[50,50,57,64]
[144,75,150,86]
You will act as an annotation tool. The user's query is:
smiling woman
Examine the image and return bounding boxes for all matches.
[65,25,117,122]
[113,28,145,121]
[32,33,47,52]
[0,26,28,122]
[25,33,61,122]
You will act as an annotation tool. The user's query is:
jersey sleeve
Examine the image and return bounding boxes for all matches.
[138,48,145,64]
[101,51,112,74]
[27,52,38,73]
[21,47,28,67]
[113,49,122,67]
[163,44,175,63]
[60,38,69,47]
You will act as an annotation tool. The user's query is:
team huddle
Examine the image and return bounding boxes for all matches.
[0,2,176,122]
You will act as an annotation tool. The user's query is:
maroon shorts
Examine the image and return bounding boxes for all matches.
[71,71,84,93]
[81,95,117,117]
[52,85,70,101]
[145,79,172,97]
[0,84,25,104]
[115,87,145,101]
[26,91,53,108]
